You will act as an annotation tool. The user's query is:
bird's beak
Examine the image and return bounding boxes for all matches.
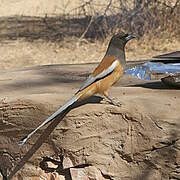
[125,34,136,41]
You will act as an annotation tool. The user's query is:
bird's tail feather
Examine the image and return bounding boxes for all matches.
[18,95,78,147]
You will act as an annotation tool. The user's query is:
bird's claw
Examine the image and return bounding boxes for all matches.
[109,98,122,107]
[101,97,122,107]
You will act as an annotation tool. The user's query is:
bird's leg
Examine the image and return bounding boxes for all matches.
[102,91,122,107]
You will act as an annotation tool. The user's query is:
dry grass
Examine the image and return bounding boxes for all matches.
[0,34,179,70]
[0,0,179,70]
[0,39,103,70]
[0,0,121,17]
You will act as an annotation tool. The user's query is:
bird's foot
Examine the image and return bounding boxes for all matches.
[109,98,122,107]
[101,97,122,107]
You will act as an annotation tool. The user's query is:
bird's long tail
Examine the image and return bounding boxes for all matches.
[18,95,78,147]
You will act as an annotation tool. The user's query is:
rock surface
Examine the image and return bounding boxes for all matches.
[0,63,180,179]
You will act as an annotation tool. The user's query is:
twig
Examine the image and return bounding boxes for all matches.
[43,14,57,32]
[78,15,94,44]
[104,0,113,15]
[170,0,180,14]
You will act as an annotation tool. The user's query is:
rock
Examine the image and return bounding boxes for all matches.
[0,64,180,179]
[70,166,106,180]
[63,157,74,169]
[70,168,89,180]
[161,74,180,88]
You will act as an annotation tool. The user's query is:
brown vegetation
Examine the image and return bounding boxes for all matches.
[0,0,179,69]
[1,0,179,40]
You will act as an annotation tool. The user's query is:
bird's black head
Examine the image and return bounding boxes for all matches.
[105,32,135,66]
[110,32,135,48]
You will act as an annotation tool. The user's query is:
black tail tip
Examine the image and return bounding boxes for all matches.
[2,176,8,180]
[0,167,7,180]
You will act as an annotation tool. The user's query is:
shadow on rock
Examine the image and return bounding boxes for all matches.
[134,130,179,180]
[6,95,103,179]
[129,81,180,90]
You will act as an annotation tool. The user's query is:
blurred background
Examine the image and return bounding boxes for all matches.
[0,0,179,70]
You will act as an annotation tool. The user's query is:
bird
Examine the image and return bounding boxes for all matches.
[19,32,135,146]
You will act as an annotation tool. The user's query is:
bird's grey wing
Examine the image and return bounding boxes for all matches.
[76,60,119,93]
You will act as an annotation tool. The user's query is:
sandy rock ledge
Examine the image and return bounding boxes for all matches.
[0,64,180,179]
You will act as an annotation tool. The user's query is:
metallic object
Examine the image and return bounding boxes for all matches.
[125,51,180,88]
